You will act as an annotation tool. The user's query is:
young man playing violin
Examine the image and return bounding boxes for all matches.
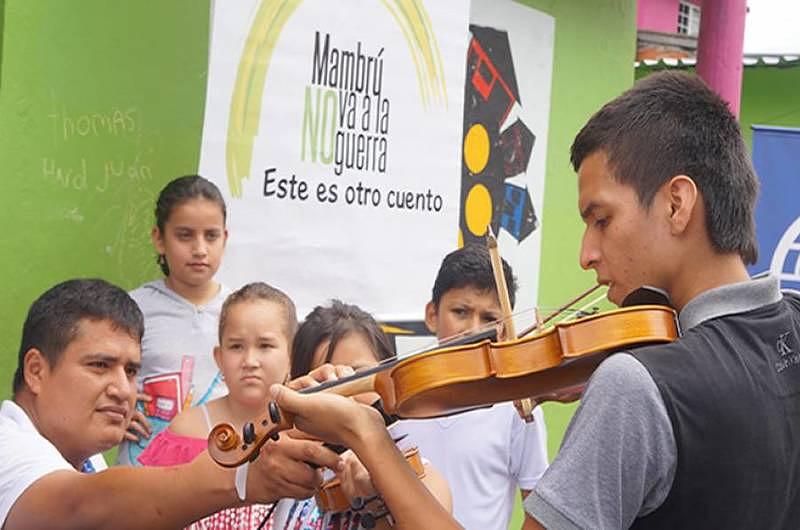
[273,70,800,529]
[0,278,345,529]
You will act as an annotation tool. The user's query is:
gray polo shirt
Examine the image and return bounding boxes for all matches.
[524,276,784,529]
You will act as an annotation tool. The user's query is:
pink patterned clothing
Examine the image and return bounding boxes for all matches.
[138,427,273,530]
[137,427,207,467]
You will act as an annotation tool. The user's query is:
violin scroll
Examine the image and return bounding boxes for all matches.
[207,402,294,468]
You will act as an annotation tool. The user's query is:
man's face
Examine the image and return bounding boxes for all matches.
[32,319,140,465]
[425,285,503,342]
[577,151,670,306]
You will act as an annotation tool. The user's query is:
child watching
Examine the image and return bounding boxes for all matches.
[138,282,297,529]
[275,300,451,530]
[401,245,549,530]
[119,175,231,466]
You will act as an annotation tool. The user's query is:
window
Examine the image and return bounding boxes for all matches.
[677,2,701,37]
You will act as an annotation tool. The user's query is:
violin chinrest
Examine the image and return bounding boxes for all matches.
[622,286,672,308]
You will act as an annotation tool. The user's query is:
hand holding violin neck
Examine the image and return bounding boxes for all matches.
[208,384,393,468]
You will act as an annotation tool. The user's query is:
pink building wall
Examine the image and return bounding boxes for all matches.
[638,0,680,33]
[638,0,705,33]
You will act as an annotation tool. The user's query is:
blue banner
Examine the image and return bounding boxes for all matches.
[749,125,800,291]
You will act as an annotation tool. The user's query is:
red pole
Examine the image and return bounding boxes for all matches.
[696,0,747,117]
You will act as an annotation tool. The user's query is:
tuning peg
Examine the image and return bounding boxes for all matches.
[360,507,391,529]
[350,494,380,512]
[268,401,281,424]
[242,422,256,444]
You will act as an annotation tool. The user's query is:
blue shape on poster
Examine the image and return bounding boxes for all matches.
[501,182,537,242]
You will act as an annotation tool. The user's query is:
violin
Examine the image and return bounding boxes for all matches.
[208,300,679,467]
[316,447,425,514]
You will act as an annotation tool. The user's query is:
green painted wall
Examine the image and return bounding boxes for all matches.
[740,65,800,146]
[0,0,211,399]
[518,0,637,461]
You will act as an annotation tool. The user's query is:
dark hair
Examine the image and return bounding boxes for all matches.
[570,71,758,264]
[431,245,517,309]
[219,282,298,344]
[154,175,227,275]
[291,300,394,379]
[13,279,144,395]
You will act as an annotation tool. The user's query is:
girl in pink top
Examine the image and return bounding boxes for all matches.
[139,282,298,529]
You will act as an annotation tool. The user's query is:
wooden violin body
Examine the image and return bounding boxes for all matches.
[209,304,678,467]
[383,304,678,416]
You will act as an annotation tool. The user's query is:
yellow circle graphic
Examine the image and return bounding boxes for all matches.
[463,124,490,174]
[465,184,493,236]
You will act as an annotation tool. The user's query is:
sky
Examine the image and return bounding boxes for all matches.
[743,0,800,54]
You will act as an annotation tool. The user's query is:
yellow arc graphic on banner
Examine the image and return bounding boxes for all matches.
[226,0,449,197]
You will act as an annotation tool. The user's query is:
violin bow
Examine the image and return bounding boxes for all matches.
[485,227,536,422]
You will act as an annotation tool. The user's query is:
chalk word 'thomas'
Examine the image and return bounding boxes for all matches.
[48,107,139,142]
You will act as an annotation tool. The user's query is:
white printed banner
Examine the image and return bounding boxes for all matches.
[200,0,470,320]
[199,0,554,327]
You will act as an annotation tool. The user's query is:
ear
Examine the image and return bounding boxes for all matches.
[213,345,223,372]
[23,348,50,395]
[222,228,229,248]
[665,175,698,235]
[424,301,439,335]
[151,226,165,255]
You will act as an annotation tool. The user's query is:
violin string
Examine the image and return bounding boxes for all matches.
[385,308,538,362]
[518,284,604,337]
[539,284,604,327]
[437,308,537,345]
[547,289,609,326]
[380,287,608,363]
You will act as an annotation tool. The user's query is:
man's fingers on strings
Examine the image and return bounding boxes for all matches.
[248,455,321,500]
[273,453,322,488]
[309,364,338,383]
[287,374,320,391]
[256,439,325,483]
[282,427,321,442]
[297,438,344,471]
[266,432,344,472]
[270,383,298,410]
[286,364,354,391]
[332,364,356,379]
[271,384,322,418]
